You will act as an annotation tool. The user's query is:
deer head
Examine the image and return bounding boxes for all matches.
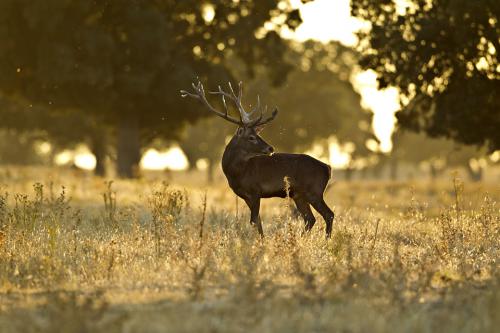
[231,126,274,158]
[181,81,278,157]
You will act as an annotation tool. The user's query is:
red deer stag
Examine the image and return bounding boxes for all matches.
[181,81,334,238]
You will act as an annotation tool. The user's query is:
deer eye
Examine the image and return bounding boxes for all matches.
[248,135,257,142]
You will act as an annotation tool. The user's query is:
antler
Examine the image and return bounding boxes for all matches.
[180,81,241,125]
[181,81,278,128]
[249,106,279,128]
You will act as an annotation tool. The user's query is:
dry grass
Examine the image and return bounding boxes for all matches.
[0,167,498,333]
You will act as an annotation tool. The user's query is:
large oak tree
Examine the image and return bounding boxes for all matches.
[351,0,499,150]
[0,0,303,177]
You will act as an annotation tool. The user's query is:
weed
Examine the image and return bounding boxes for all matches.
[148,182,188,257]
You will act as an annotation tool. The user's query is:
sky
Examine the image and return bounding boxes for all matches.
[290,0,399,153]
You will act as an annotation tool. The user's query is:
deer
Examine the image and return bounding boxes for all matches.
[181,81,334,238]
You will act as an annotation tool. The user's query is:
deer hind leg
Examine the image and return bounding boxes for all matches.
[245,197,264,238]
[309,197,334,238]
[293,197,316,232]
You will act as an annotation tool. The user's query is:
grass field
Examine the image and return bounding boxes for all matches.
[0,167,498,333]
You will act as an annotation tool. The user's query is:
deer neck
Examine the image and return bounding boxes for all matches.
[221,140,253,180]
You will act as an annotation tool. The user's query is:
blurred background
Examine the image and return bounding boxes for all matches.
[0,0,498,183]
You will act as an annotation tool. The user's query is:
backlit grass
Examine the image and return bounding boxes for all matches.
[0,167,498,333]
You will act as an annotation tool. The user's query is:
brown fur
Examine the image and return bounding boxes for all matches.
[222,127,334,238]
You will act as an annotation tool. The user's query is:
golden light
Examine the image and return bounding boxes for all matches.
[196,159,209,171]
[202,4,215,23]
[289,0,400,153]
[54,145,96,170]
[303,139,353,169]
[366,138,381,152]
[34,141,52,155]
[353,70,399,152]
[489,151,500,163]
[54,145,190,172]
[469,158,488,173]
[54,150,73,166]
[74,145,96,170]
[140,147,189,171]
[292,0,368,46]
[304,144,329,164]
[328,141,351,169]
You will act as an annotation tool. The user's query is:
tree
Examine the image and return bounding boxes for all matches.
[248,41,376,174]
[390,129,491,181]
[0,130,45,166]
[351,0,500,150]
[0,96,108,176]
[0,1,304,177]
[178,117,233,183]
[446,144,491,181]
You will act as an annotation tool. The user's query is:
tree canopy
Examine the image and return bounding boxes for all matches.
[0,0,303,177]
[351,0,500,150]
[0,95,108,174]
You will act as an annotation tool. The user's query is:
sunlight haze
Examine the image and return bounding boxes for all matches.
[290,0,398,152]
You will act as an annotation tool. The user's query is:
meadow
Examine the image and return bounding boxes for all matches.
[0,167,498,333]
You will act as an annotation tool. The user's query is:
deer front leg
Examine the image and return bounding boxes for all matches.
[245,197,264,237]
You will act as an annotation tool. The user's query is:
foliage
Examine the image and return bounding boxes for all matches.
[0,96,107,173]
[178,116,234,176]
[391,129,494,180]
[0,0,302,177]
[0,129,45,165]
[247,41,375,155]
[352,0,500,150]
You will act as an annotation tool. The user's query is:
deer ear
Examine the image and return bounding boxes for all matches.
[236,127,244,136]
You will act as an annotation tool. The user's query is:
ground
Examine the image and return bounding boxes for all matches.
[0,167,498,333]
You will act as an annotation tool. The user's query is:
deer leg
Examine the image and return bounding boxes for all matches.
[245,198,264,237]
[309,198,334,238]
[292,197,316,232]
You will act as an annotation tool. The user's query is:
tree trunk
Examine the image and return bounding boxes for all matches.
[389,158,398,181]
[178,143,197,171]
[90,130,106,177]
[465,164,483,182]
[207,158,215,184]
[372,160,385,179]
[343,167,354,181]
[430,164,440,180]
[360,167,369,180]
[117,119,141,178]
